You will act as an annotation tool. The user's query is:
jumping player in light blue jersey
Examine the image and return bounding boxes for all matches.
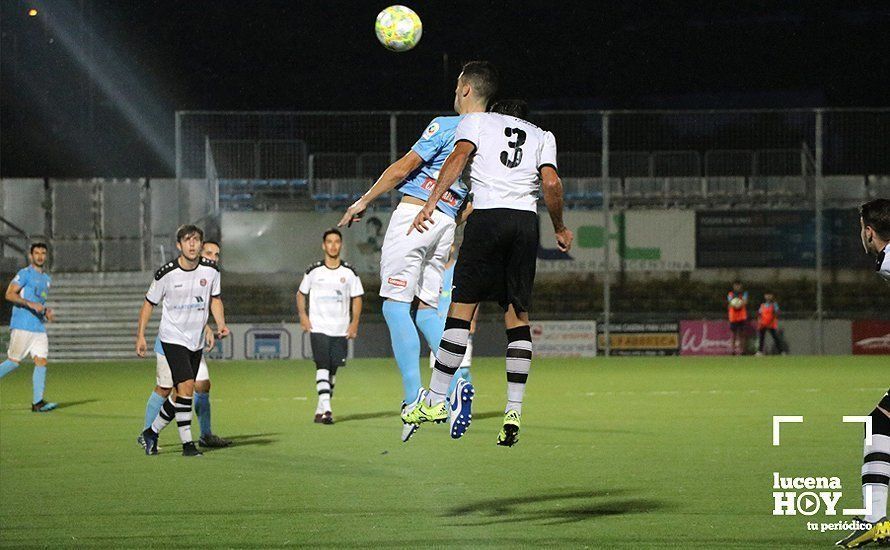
[0,242,58,412]
[339,61,499,442]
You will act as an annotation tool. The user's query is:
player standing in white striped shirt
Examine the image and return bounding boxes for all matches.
[135,225,229,457]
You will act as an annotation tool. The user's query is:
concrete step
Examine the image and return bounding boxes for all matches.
[49,341,138,351]
[51,350,154,361]
[50,291,146,300]
[51,272,152,286]
[47,321,158,332]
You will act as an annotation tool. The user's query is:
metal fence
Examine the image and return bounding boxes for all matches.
[177,109,890,180]
[175,108,890,355]
[0,178,217,272]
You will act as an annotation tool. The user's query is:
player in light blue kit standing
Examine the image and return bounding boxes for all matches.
[0,243,58,412]
[338,61,498,442]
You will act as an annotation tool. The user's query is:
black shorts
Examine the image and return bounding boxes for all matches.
[730,321,747,333]
[453,208,539,313]
[310,333,348,371]
[160,342,203,385]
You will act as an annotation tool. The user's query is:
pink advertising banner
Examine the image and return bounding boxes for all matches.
[679,320,753,356]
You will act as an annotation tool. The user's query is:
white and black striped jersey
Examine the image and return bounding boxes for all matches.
[455,112,558,213]
[146,257,221,351]
[298,261,363,337]
[877,243,890,283]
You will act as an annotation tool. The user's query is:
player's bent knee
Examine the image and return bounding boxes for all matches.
[177,379,195,396]
[195,379,211,392]
[33,357,47,367]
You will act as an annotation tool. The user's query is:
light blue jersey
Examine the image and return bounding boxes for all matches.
[9,266,51,333]
[399,116,468,219]
[438,263,455,318]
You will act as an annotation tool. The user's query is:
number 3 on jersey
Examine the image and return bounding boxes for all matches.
[500,127,527,168]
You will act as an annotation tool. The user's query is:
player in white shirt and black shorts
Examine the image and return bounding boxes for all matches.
[837,199,890,548]
[406,99,573,447]
[135,225,229,457]
[297,228,364,425]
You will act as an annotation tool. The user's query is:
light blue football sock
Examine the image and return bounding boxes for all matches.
[382,300,421,403]
[414,307,445,355]
[194,391,211,437]
[32,366,46,404]
[144,391,166,430]
[0,359,19,379]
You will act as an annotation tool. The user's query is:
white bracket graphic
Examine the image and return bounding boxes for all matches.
[841,415,874,516]
[843,485,873,517]
[772,416,804,446]
[843,415,873,446]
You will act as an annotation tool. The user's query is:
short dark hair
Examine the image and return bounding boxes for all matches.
[860,199,890,240]
[176,224,204,243]
[490,99,529,119]
[323,228,342,241]
[460,61,499,104]
[203,240,221,249]
[732,280,742,286]
[30,242,48,253]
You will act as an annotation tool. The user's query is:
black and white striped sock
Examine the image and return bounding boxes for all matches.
[174,395,193,444]
[428,317,471,405]
[505,325,532,414]
[863,408,890,522]
[150,396,177,434]
[316,368,331,413]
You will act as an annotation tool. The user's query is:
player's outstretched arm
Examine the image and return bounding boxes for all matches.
[541,166,573,252]
[338,151,424,227]
[135,300,154,357]
[410,141,474,234]
[210,297,229,338]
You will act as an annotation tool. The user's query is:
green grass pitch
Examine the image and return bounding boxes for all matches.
[0,356,886,548]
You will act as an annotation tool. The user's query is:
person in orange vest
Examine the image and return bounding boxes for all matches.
[755,292,782,356]
[726,280,748,355]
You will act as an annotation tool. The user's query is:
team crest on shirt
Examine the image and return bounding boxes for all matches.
[200,279,207,287]
[423,122,440,140]
[340,277,346,283]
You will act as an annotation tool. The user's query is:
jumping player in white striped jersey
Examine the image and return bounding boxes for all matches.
[406,99,573,446]
[135,225,229,457]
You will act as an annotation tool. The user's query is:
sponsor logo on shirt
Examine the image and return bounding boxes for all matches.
[421,177,459,207]
[388,278,407,288]
[423,122,440,140]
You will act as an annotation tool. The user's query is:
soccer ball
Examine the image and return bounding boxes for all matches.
[375,5,422,52]
[730,297,744,309]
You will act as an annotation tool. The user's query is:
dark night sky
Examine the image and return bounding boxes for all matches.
[1,0,889,177]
